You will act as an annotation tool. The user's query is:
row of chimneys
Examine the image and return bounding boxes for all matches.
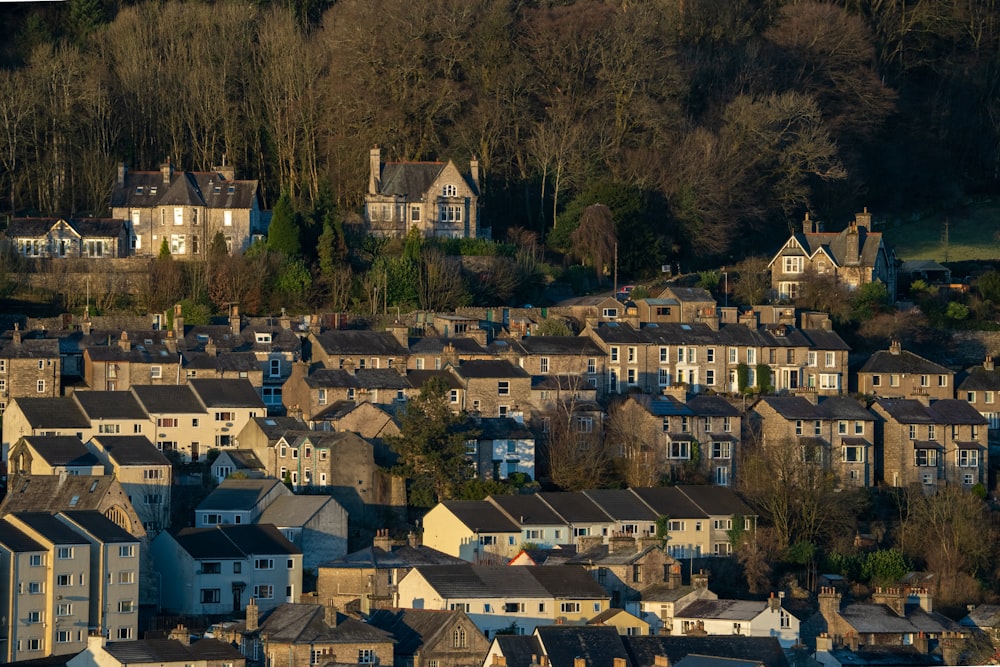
[116,158,236,188]
[372,529,422,551]
[494,656,659,667]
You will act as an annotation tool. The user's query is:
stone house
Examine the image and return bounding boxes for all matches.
[8,436,103,476]
[309,329,409,373]
[805,586,965,656]
[622,394,740,488]
[81,328,183,391]
[637,571,718,636]
[751,396,876,488]
[499,336,606,386]
[451,360,532,418]
[211,449,267,483]
[407,337,491,371]
[673,596,799,648]
[317,531,464,615]
[219,600,394,667]
[313,401,401,440]
[870,398,988,489]
[258,495,348,572]
[768,208,897,301]
[566,535,679,609]
[87,435,173,534]
[110,161,264,257]
[365,146,482,239]
[0,327,61,413]
[368,608,490,667]
[151,524,302,615]
[6,217,127,258]
[396,564,609,638]
[957,355,1000,436]
[858,341,955,400]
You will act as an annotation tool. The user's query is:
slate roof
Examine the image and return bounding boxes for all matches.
[103,638,244,664]
[674,656,762,667]
[11,397,89,428]
[218,449,266,471]
[961,603,1000,630]
[0,474,120,515]
[10,512,90,545]
[477,417,534,441]
[73,391,148,420]
[583,489,659,522]
[676,486,754,517]
[631,394,693,417]
[959,364,1000,391]
[184,350,261,372]
[197,478,285,512]
[320,543,464,569]
[685,395,739,417]
[411,564,607,599]
[492,635,543,667]
[189,378,265,408]
[838,602,959,635]
[91,435,170,466]
[757,396,819,421]
[131,385,205,413]
[405,370,463,390]
[675,599,766,621]
[536,492,611,523]
[623,635,788,667]
[304,368,360,389]
[0,335,60,359]
[379,160,478,198]
[408,337,487,355]
[20,436,99,467]
[630,487,709,520]
[514,336,605,356]
[258,495,336,527]
[354,368,412,389]
[257,603,392,644]
[0,518,45,552]
[536,626,629,667]
[874,398,988,425]
[454,359,530,379]
[782,224,887,269]
[172,524,300,559]
[6,217,124,239]
[249,416,309,441]
[110,168,259,210]
[313,331,407,356]
[639,583,702,603]
[61,510,138,543]
[367,608,465,656]
[814,396,874,420]
[440,500,520,533]
[926,399,989,424]
[488,494,565,526]
[859,349,952,375]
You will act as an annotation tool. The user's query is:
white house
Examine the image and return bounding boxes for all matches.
[151,524,302,615]
[194,478,291,528]
[673,596,799,648]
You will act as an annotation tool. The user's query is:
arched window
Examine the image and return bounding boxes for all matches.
[443,184,457,197]
[452,626,467,648]
[105,506,133,534]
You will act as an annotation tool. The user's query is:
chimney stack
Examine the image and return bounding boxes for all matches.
[174,303,184,337]
[117,162,126,187]
[324,600,338,627]
[280,308,291,331]
[373,528,393,552]
[407,530,421,548]
[12,323,21,345]
[230,305,241,335]
[470,156,480,192]
[369,146,381,195]
[855,206,872,232]
[818,586,842,620]
[118,331,131,352]
[803,212,815,234]
[161,158,172,185]
[168,624,191,646]
[608,533,636,554]
[889,340,901,355]
[846,218,860,264]
[985,355,995,372]
[246,598,259,632]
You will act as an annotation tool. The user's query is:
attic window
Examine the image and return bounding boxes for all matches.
[144,339,153,346]
[150,186,157,195]
[197,334,209,343]
[135,186,143,194]
[256,333,272,344]
[214,186,222,195]
[443,184,457,197]
[227,185,236,194]
[69,495,80,507]
[89,481,99,492]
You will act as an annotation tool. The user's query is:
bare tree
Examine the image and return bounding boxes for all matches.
[569,203,617,279]
[606,398,662,487]
[540,383,615,491]
[417,249,467,311]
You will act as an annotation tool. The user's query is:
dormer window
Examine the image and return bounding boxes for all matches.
[256,333,272,344]
[443,184,457,197]
[135,186,143,195]
[214,186,222,194]
[227,185,236,194]
[149,186,157,195]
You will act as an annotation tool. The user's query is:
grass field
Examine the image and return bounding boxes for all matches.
[881,200,1000,262]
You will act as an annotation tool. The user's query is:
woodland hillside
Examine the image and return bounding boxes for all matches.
[0,0,998,271]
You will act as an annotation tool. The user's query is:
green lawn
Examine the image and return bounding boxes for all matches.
[881,201,1000,262]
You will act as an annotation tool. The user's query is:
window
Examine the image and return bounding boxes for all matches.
[890,374,900,387]
[119,571,135,584]
[627,368,637,385]
[668,441,690,459]
[202,562,221,574]
[576,417,594,433]
[169,234,186,254]
[317,388,327,406]
[958,449,979,467]
[452,627,468,648]
[715,466,729,486]
[498,381,510,396]
[57,547,73,560]
[819,374,840,390]
[587,358,597,374]
[967,391,977,402]
[603,308,618,318]
[658,368,671,386]
[504,602,525,613]
[157,417,178,428]
[660,347,669,363]
[909,424,917,440]
[29,554,44,566]
[807,351,817,367]
[117,628,133,640]
[871,375,881,387]
[201,589,221,604]
[215,411,235,421]
[25,639,41,651]
[439,204,462,222]
[57,603,72,616]
[843,446,864,462]
[253,584,274,599]
[118,600,134,613]
[713,519,732,530]
[964,472,975,486]
[56,631,72,644]
[854,421,865,435]
[255,558,274,570]
[783,256,803,273]
[939,375,948,387]
[27,611,42,624]
[920,375,930,387]
[922,472,934,485]
[712,442,731,459]
[540,357,550,373]
[825,352,836,367]
[270,359,281,377]
[610,346,619,362]
[713,543,733,556]
[560,602,581,613]
[119,545,135,558]
[928,424,936,440]
[36,380,45,393]
[57,574,72,587]
[707,348,715,362]
[28,582,42,594]
[914,449,938,467]
[795,420,803,436]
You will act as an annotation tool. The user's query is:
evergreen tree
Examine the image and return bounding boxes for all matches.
[267,191,301,256]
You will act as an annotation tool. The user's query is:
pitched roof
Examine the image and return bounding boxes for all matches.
[537,626,630,667]
[630,487,708,520]
[91,435,170,466]
[321,543,464,569]
[367,608,466,656]
[257,495,337,527]
[623,636,788,667]
[454,359,530,379]
[10,512,90,545]
[257,603,393,644]
[859,348,952,375]
[197,478,286,512]
[439,500,520,533]
[354,368,412,389]
[131,385,205,413]
[313,331,407,356]
[0,474,120,514]
[0,518,45,552]
[487,494,563,526]
[6,217,124,239]
[21,436,99,467]
[61,510,138,543]
[103,638,244,663]
[814,396,873,420]
[676,486,754,517]
[492,635,544,667]
[73,391,148,420]
[378,161,458,198]
[583,489,659,522]
[410,564,607,599]
[959,364,1000,391]
[11,397,89,428]
[536,492,611,523]
[110,169,259,210]
[248,416,310,442]
[218,449,266,471]
[0,335,60,359]
[684,395,740,417]
[477,417,534,440]
[515,336,605,356]
[189,378,265,408]
[675,599,767,621]
[172,524,300,559]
